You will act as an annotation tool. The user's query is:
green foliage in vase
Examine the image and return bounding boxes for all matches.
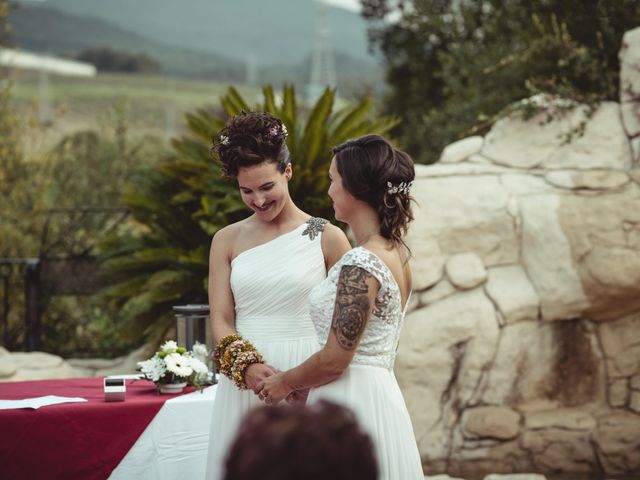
[100,84,398,344]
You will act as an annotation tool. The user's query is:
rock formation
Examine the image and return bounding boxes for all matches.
[399,26,640,479]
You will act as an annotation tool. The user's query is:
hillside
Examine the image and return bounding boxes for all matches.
[8,2,244,79]
[8,0,383,91]
[10,71,260,154]
[16,0,375,66]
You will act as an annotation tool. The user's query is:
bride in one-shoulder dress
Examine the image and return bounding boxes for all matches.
[205,218,336,479]
[205,112,350,480]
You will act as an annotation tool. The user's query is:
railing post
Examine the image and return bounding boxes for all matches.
[24,259,41,351]
[1,264,10,347]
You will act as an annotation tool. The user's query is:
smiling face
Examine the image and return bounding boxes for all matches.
[328,156,357,222]
[237,161,292,222]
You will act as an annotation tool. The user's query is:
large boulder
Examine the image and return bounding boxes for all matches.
[398,31,640,478]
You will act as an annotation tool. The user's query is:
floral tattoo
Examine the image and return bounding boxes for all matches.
[331,265,372,350]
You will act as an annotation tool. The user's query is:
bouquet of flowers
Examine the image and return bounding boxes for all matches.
[137,340,213,392]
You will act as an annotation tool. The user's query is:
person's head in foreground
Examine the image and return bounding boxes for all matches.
[214,111,292,222]
[223,400,379,480]
[329,133,415,246]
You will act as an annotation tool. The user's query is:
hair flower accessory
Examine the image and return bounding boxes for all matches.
[386,181,413,195]
[220,135,230,146]
[268,123,288,139]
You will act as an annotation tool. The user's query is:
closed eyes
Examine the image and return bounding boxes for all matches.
[240,183,275,193]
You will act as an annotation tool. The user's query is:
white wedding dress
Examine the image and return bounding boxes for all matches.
[307,247,424,480]
[205,218,327,480]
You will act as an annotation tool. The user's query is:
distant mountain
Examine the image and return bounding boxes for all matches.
[13,0,374,66]
[8,2,244,79]
[8,0,384,92]
[18,0,375,66]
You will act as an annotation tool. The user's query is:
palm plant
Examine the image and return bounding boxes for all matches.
[100,84,398,344]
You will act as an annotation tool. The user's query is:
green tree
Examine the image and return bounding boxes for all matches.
[100,84,398,344]
[361,0,640,163]
[76,47,161,74]
[0,0,10,47]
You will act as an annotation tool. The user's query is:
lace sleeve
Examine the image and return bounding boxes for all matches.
[338,248,395,306]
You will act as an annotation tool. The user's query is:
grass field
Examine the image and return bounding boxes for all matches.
[9,71,259,151]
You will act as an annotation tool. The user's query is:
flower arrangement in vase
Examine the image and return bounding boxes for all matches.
[137,340,213,393]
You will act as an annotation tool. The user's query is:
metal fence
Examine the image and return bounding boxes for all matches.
[0,207,129,351]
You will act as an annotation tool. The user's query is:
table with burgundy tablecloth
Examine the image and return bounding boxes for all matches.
[0,377,217,480]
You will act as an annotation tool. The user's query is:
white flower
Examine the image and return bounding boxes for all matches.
[192,342,209,364]
[138,341,214,388]
[161,340,178,353]
[281,124,288,137]
[137,356,166,383]
[220,134,230,145]
[164,353,193,378]
[190,357,214,383]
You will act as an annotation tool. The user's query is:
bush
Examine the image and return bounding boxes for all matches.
[77,47,161,74]
[0,95,168,355]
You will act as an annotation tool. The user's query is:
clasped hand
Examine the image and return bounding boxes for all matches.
[256,372,294,405]
[245,364,303,405]
[244,363,278,393]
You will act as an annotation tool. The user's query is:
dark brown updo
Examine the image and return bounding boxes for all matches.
[333,134,415,246]
[213,112,290,178]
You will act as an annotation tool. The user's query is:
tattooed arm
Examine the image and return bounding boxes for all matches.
[258,265,379,403]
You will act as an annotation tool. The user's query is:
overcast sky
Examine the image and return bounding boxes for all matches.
[318,0,361,12]
[20,0,363,11]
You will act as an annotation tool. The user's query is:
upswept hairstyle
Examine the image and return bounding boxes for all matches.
[332,134,415,247]
[213,111,290,178]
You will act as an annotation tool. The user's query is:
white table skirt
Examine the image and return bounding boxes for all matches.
[109,384,217,480]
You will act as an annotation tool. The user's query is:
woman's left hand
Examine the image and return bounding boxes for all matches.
[257,372,292,405]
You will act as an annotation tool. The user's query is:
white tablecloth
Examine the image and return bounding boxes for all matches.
[109,384,217,479]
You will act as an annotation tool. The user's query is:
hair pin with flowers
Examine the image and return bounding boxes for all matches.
[268,123,288,139]
[387,181,413,195]
[219,134,230,146]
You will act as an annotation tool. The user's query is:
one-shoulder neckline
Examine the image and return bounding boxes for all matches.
[350,246,412,312]
[230,221,309,266]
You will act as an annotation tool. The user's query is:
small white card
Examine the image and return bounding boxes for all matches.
[0,395,88,410]
[106,374,144,380]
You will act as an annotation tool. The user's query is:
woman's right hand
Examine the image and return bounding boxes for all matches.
[285,389,309,405]
[245,363,278,393]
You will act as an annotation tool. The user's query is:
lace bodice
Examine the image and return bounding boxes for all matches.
[308,247,408,370]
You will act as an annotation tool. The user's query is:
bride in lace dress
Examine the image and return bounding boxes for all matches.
[205,112,350,480]
[259,134,424,479]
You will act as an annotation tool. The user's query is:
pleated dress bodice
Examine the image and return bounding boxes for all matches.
[230,220,327,342]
